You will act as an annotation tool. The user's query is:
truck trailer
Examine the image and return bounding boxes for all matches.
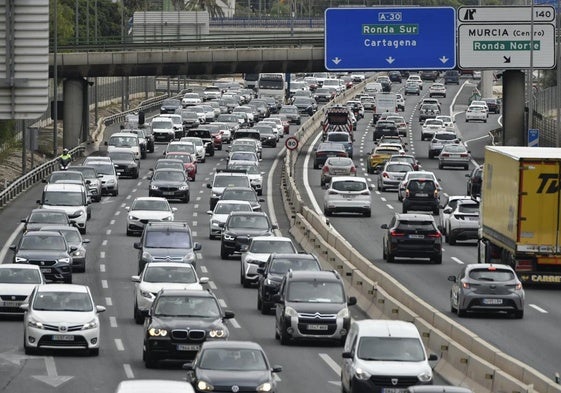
[478,146,561,284]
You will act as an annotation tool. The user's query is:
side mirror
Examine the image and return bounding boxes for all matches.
[193,242,202,251]
[21,218,26,223]
[271,224,279,230]
[41,179,47,183]
[258,198,265,203]
[36,200,41,204]
[182,362,194,371]
[96,305,106,313]
[125,206,130,211]
[347,296,357,306]
[342,351,353,359]
[131,275,141,283]
[82,239,90,244]
[69,246,78,252]
[240,244,249,252]
[448,275,457,282]
[443,207,453,214]
[20,304,29,311]
[206,210,213,215]
[199,277,209,285]
[272,294,282,303]
[133,242,142,250]
[206,184,212,189]
[271,365,283,373]
[223,310,235,319]
[380,224,389,229]
[9,245,16,251]
[172,207,178,212]
[428,354,438,361]
[257,267,265,275]
[104,141,108,146]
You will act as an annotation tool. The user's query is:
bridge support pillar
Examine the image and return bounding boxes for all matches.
[63,78,88,149]
[502,70,525,146]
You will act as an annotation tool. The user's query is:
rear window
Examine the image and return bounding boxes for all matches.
[435,133,458,141]
[269,258,320,274]
[396,220,436,231]
[469,268,515,281]
[357,337,425,362]
[327,133,350,142]
[332,180,367,192]
[386,164,412,172]
[408,180,436,192]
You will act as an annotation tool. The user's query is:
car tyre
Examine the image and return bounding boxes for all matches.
[402,206,408,213]
[144,351,158,369]
[363,209,371,217]
[23,335,37,355]
[183,193,190,203]
[324,208,332,217]
[428,151,434,159]
[457,305,467,317]
[450,294,457,313]
[134,302,144,324]
[241,273,250,288]
[280,328,290,345]
[89,348,99,356]
[126,228,133,236]
[448,232,456,245]
[514,310,524,319]
[63,275,72,284]
[112,190,118,196]
[438,163,443,169]
[432,255,442,264]
[220,245,229,260]
[387,252,395,263]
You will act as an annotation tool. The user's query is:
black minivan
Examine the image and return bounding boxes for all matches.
[444,70,460,85]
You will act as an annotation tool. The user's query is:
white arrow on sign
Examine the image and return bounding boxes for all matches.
[32,357,73,388]
[386,56,395,64]
[332,57,342,64]
[439,56,449,64]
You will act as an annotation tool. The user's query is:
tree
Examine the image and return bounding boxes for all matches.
[184,0,225,18]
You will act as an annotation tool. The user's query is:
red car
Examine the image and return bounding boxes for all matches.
[165,152,197,181]
[210,130,223,151]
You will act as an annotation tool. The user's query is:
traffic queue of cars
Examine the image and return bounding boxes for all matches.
[0,73,520,393]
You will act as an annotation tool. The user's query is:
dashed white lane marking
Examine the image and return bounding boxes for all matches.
[115,339,125,351]
[218,299,227,308]
[319,353,341,375]
[199,190,204,194]
[196,196,201,201]
[126,195,131,200]
[110,219,115,225]
[193,212,198,217]
[114,211,120,216]
[200,266,208,273]
[529,304,548,313]
[106,229,112,235]
[136,181,142,186]
[110,316,118,327]
[192,231,198,237]
[121,203,126,208]
[100,264,106,272]
[132,188,137,193]
[100,251,106,259]
[123,364,134,379]
[380,197,387,202]
[102,240,108,246]
[208,281,217,290]
[387,204,394,210]
[230,318,241,329]
[193,221,198,226]
[451,257,464,264]
[106,297,113,306]
[101,280,108,289]
[194,204,199,209]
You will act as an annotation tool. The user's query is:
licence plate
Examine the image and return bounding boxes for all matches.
[52,335,74,341]
[382,389,407,393]
[467,216,479,221]
[163,191,175,196]
[177,344,200,351]
[450,154,460,158]
[307,324,328,330]
[415,193,428,197]
[2,301,21,307]
[40,268,52,273]
[409,234,425,239]
[482,298,503,305]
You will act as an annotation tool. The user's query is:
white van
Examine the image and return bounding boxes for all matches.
[106,132,141,160]
[151,116,176,142]
[38,183,89,234]
[114,380,195,393]
[341,320,438,393]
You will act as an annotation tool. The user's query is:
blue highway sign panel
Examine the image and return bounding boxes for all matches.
[324,7,457,71]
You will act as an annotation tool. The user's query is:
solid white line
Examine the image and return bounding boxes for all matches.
[106,297,113,306]
[109,316,118,327]
[115,339,124,351]
[529,304,548,313]
[0,222,24,263]
[123,364,135,379]
[319,353,341,376]
[451,257,464,264]
[267,145,286,236]
[303,132,324,214]
[101,280,108,289]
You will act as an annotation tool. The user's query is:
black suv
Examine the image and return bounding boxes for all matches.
[149,168,190,203]
[220,211,276,259]
[381,213,442,264]
[273,270,356,345]
[373,120,399,141]
[466,165,483,197]
[257,253,321,314]
[134,222,201,273]
[143,289,234,368]
[185,128,215,157]
[402,178,439,214]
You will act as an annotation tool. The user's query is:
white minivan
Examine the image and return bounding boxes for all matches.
[341,320,438,393]
[105,132,141,160]
[38,183,89,234]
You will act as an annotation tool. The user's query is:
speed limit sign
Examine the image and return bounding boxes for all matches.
[285,136,299,151]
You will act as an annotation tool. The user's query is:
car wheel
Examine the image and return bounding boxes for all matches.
[80,226,86,235]
[448,232,456,245]
[324,208,332,217]
[144,351,158,369]
[220,245,229,259]
[428,151,433,159]
[438,163,443,169]
[257,190,262,196]
[257,295,262,311]
[432,255,442,264]
[201,157,206,163]
[514,310,524,319]
[433,208,439,215]
[464,165,469,170]
[387,252,395,263]
[191,175,196,181]
[126,228,133,236]
[450,293,457,313]
[183,193,190,203]
[457,302,467,317]
[141,152,147,159]
[77,263,86,273]
[112,190,118,196]
[89,348,99,356]
[382,244,387,260]
[149,146,155,153]
[364,209,371,217]
[63,275,72,284]
[241,273,250,288]
[466,119,469,123]
[402,206,408,213]
[134,302,144,324]
[280,327,290,345]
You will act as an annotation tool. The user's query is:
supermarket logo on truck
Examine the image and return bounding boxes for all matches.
[536,173,561,193]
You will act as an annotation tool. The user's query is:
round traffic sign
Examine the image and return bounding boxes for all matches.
[285,136,299,151]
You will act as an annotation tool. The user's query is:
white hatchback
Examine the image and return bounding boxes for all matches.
[323,176,372,217]
[22,284,105,355]
[0,264,45,315]
[125,197,176,236]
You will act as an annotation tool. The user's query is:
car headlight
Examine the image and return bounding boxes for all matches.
[223,233,235,241]
[257,382,273,392]
[355,367,371,380]
[15,256,28,263]
[211,220,221,228]
[148,328,168,337]
[265,278,280,286]
[418,370,433,383]
[129,215,139,221]
[183,252,196,263]
[58,257,71,264]
[74,210,84,217]
[142,252,153,262]
[162,215,173,221]
[106,179,115,185]
[179,185,189,191]
[284,306,298,318]
[337,307,349,318]
[150,184,159,190]
[208,328,228,338]
[27,318,44,329]
[140,290,155,299]
[72,250,82,257]
[197,380,214,391]
[82,319,98,330]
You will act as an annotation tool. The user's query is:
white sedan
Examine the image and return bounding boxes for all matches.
[435,115,455,132]
[131,262,208,324]
[465,104,488,122]
[421,118,445,141]
[0,264,45,315]
[22,284,106,355]
[125,197,176,236]
[428,83,447,97]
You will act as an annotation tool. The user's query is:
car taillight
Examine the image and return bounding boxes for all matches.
[405,189,410,197]
[515,282,523,290]
[337,152,347,157]
[360,191,370,195]
[434,190,439,198]
[441,153,450,157]
[328,190,339,195]
[462,281,470,289]
[427,232,441,238]
[516,259,533,272]
[390,230,405,237]
[350,166,357,173]
[382,172,389,178]
[322,166,329,173]
[460,153,469,157]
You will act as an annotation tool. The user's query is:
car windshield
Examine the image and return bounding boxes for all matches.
[72,167,96,178]
[29,212,67,224]
[132,199,170,211]
[199,348,267,371]
[408,180,436,192]
[229,164,259,174]
[332,180,366,192]
[326,157,353,167]
[469,268,515,281]
[33,291,93,312]
[287,281,345,303]
[166,154,193,163]
[89,163,115,175]
[443,145,466,153]
[214,176,249,188]
[0,268,42,284]
[144,266,196,284]
[153,171,185,182]
[168,144,195,154]
[145,231,192,248]
[154,296,219,318]
[390,156,414,165]
[163,99,180,106]
[230,152,256,161]
[60,229,81,244]
[43,191,83,206]
[222,190,257,202]
[458,203,479,213]
[151,120,172,129]
[249,240,295,254]
[214,203,252,215]
[280,107,297,114]
[155,161,183,170]
[425,120,443,126]
[228,215,269,229]
[357,337,425,362]
[50,173,82,183]
[109,136,137,147]
[187,130,211,139]
[327,133,350,142]
[269,258,320,274]
[109,152,135,161]
[20,234,66,251]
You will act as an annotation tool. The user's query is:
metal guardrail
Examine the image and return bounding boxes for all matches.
[0,145,85,209]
